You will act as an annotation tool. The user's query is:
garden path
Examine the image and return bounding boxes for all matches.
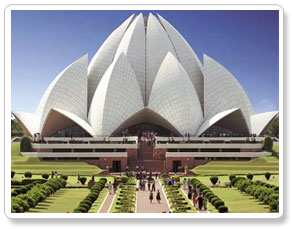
[136,178,170,213]
[98,191,115,213]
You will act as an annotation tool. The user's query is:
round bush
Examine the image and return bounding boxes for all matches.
[247,174,254,180]
[210,176,219,185]
[61,175,68,181]
[210,197,220,205]
[80,177,87,185]
[218,205,228,213]
[265,172,271,180]
[42,174,49,179]
[121,176,129,184]
[229,175,236,182]
[263,136,273,152]
[24,172,32,178]
[11,171,15,178]
[214,200,225,209]
[76,207,87,213]
[79,203,90,211]
[20,136,32,152]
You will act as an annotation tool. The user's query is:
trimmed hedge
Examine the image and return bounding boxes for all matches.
[233,177,279,212]
[11,171,15,178]
[218,205,228,213]
[42,174,49,179]
[210,176,219,185]
[11,178,66,213]
[24,172,32,178]
[263,136,273,152]
[80,177,87,185]
[73,178,107,213]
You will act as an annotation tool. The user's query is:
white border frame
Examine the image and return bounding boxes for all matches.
[4,4,283,219]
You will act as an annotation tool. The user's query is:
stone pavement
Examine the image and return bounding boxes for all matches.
[136,178,170,213]
[98,191,115,213]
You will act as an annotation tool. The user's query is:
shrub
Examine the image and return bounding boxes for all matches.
[218,205,228,213]
[20,136,32,152]
[80,177,87,185]
[210,196,220,205]
[76,207,87,213]
[247,174,254,180]
[265,172,271,180]
[263,136,273,152]
[229,175,236,182]
[42,174,49,179]
[210,176,218,185]
[24,172,32,178]
[61,175,68,181]
[79,203,91,212]
[11,171,15,178]
[121,176,129,184]
[214,200,225,209]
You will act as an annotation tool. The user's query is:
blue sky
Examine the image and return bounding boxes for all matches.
[11,10,279,114]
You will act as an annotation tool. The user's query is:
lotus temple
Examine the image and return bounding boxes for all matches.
[12,13,278,172]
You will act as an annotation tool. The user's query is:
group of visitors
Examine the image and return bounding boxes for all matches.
[183,178,208,211]
[32,133,45,143]
[108,179,118,194]
[139,131,157,146]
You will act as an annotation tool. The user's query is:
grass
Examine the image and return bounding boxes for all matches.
[209,188,271,213]
[26,188,90,213]
[12,143,102,176]
[193,157,279,175]
[196,175,279,186]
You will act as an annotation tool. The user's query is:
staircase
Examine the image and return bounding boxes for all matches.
[128,142,164,172]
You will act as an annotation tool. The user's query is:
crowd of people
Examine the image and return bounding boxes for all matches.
[138,131,157,146]
[183,178,208,211]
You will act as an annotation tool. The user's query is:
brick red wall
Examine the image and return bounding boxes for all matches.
[127,148,138,159]
[153,148,167,160]
[83,157,127,170]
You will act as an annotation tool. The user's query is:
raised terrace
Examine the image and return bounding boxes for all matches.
[20,136,272,172]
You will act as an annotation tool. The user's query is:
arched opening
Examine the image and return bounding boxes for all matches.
[111,108,181,136]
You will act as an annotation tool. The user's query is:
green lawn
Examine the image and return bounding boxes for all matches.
[209,188,271,213]
[196,175,279,187]
[12,143,102,176]
[193,157,279,175]
[26,188,90,213]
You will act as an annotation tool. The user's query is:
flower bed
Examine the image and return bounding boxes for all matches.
[110,178,136,213]
[161,181,196,213]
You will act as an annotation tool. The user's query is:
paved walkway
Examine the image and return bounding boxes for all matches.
[181,188,209,213]
[98,191,115,213]
[136,179,170,213]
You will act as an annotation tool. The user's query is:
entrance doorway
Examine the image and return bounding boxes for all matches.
[112,160,121,172]
[173,160,182,172]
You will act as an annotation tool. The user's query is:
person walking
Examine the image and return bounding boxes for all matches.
[149,191,154,204]
[151,180,156,192]
[193,190,198,209]
[155,171,158,179]
[198,193,203,210]
[147,178,151,191]
[156,190,161,204]
[108,181,113,194]
[183,178,187,190]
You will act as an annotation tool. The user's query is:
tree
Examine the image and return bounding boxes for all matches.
[24,172,32,178]
[42,174,49,179]
[210,176,219,185]
[246,174,253,180]
[80,177,87,185]
[11,118,24,137]
[265,172,271,180]
[20,136,32,152]
[267,117,279,137]
[263,136,273,152]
